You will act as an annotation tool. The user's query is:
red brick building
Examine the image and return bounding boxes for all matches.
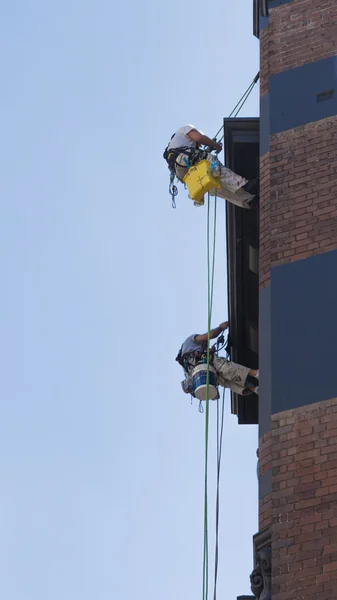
[226,1,337,598]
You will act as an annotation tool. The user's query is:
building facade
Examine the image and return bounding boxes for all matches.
[228,1,337,598]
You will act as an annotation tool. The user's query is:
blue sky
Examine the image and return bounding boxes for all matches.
[0,1,259,598]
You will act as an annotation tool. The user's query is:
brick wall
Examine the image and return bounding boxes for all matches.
[257,1,337,597]
[259,116,337,286]
[259,430,272,530]
[259,0,337,288]
[260,0,337,96]
[259,430,272,479]
[266,0,337,76]
[260,492,272,532]
[259,153,270,288]
[271,399,337,599]
[260,28,270,97]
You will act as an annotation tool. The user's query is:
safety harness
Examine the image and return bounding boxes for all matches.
[175,344,216,373]
[164,145,203,172]
[164,143,207,175]
[176,345,216,399]
[175,334,227,398]
[163,134,208,207]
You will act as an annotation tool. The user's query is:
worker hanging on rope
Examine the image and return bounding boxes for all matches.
[176,321,259,399]
[164,125,259,209]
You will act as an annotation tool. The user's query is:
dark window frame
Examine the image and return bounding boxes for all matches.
[253,0,268,38]
[223,118,260,425]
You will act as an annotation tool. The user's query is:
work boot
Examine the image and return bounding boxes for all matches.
[247,196,259,209]
[242,178,259,196]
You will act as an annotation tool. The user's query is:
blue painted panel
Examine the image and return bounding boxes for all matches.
[259,285,271,435]
[260,14,269,32]
[260,93,270,156]
[269,0,294,7]
[271,250,337,413]
[259,468,272,500]
[270,56,337,135]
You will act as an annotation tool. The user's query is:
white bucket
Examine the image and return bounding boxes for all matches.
[192,363,218,401]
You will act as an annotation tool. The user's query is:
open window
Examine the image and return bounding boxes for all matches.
[224,118,260,425]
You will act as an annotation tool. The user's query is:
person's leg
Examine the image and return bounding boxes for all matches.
[223,378,253,395]
[215,376,257,396]
[207,154,257,208]
[175,150,205,183]
[213,356,250,388]
[209,186,253,208]
[206,154,247,192]
[213,357,259,393]
[175,153,189,182]
[246,373,259,385]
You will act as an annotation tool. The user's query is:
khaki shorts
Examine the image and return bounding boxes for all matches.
[185,355,250,396]
[213,357,250,394]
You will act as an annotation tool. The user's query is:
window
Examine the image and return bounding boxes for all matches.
[224,118,260,425]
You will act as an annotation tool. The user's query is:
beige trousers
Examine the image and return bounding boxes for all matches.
[175,153,254,209]
[212,357,251,395]
[186,356,251,396]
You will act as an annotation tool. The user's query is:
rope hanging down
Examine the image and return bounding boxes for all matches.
[201,71,259,600]
[202,189,217,600]
[213,388,225,600]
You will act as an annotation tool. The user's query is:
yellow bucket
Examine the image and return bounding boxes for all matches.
[183,160,221,204]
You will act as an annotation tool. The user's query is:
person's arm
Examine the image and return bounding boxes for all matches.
[187,129,222,153]
[195,321,229,344]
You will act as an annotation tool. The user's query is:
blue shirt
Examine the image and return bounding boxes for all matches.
[181,334,203,356]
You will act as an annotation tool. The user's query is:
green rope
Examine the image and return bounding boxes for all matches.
[213,388,225,600]
[213,72,260,143]
[202,190,217,600]
[201,72,259,600]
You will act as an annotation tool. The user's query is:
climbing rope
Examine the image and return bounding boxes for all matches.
[213,72,260,143]
[169,72,259,208]
[202,189,217,600]
[213,388,225,600]
[201,71,260,600]
[169,172,178,208]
